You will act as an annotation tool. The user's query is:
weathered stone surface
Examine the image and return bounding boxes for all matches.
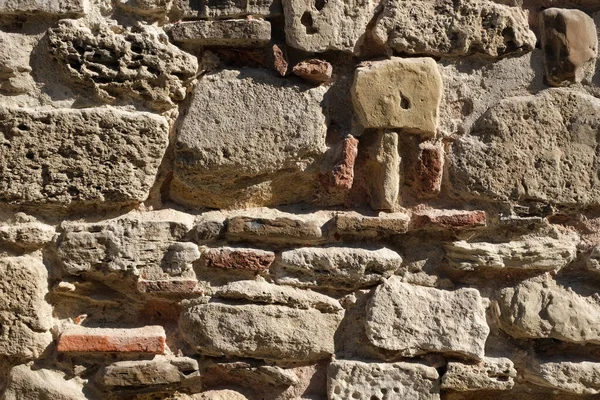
[0,107,169,206]
[450,89,600,207]
[411,209,486,230]
[48,20,197,112]
[180,301,343,362]
[201,247,275,271]
[137,279,200,294]
[363,131,400,211]
[3,364,86,400]
[523,359,600,394]
[57,325,166,354]
[283,0,379,53]
[496,275,600,344]
[117,0,172,15]
[0,0,87,15]
[442,357,516,391]
[192,390,249,400]
[0,221,55,251]
[444,230,578,271]
[366,277,489,360]
[586,245,600,274]
[275,247,403,289]
[169,19,271,47]
[352,58,442,134]
[540,8,597,86]
[271,44,288,76]
[373,0,536,58]
[328,360,440,400]
[322,135,358,191]
[334,211,410,238]
[98,357,199,387]
[225,213,326,245]
[292,59,332,84]
[172,69,327,209]
[411,141,444,197]
[0,31,36,95]
[174,0,281,19]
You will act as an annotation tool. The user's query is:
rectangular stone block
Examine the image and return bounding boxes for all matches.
[0,0,87,15]
[201,247,275,270]
[57,326,166,354]
[334,211,410,239]
[226,215,325,245]
[410,209,486,230]
[174,0,281,19]
[169,19,271,47]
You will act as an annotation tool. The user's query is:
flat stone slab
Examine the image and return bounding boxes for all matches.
[169,19,271,47]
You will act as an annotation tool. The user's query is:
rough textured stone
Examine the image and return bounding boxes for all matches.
[0,107,169,207]
[169,19,271,47]
[3,364,86,400]
[540,8,597,86]
[0,221,55,251]
[366,277,489,360]
[117,0,172,15]
[57,325,166,354]
[373,0,536,58]
[0,31,36,95]
[321,135,358,191]
[172,69,327,209]
[523,360,600,394]
[328,360,440,400]
[275,247,403,289]
[363,131,401,211]
[180,301,343,362]
[201,247,275,271]
[450,89,600,207]
[334,211,410,238]
[98,357,199,387]
[442,358,516,391]
[48,20,197,112]
[292,59,332,84]
[192,390,249,400]
[352,58,442,134]
[174,0,280,19]
[0,0,87,15]
[411,141,444,197]
[225,214,326,245]
[137,279,200,294]
[411,209,486,230]
[283,0,379,53]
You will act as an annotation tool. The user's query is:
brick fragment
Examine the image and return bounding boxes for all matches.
[292,59,332,84]
[411,209,486,230]
[202,247,275,271]
[57,326,166,354]
[272,44,288,76]
[414,141,444,197]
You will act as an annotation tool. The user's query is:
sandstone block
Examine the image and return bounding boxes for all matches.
[201,247,275,271]
[0,107,169,207]
[292,59,332,84]
[442,357,516,391]
[366,277,489,360]
[226,214,325,245]
[411,209,486,230]
[117,0,172,15]
[283,0,379,53]
[352,58,442,134]
[373,0,536,58]
[334,211,410,238]
[0,0,87,15]
[3,364,86,400]
[169,19,271,47]
[363,131,401,211]
[171,69,327,209]
[523,359,600,394]
[57,325,166,354]
[137,279,200,295]
[540,8,597,86]
[98,358,199,387]
[328,360,440,400]
[174,0,281,19]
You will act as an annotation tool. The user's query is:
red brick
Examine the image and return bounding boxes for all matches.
[320,135,359,191]
[57,326,165,354]
[272,44,288,76]
[292,59,333,84]
[411,209,486,230]
[202,247,275,271]
[415,141,444,198]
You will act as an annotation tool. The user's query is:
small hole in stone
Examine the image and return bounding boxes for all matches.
[400,94,411,109]
[315,0,327,11]
[301,11,318,34]
[334,386,341,394]
[393,388,400,393]
[352,392,361,399]
[17,123,30,131]
[25,150,34,160]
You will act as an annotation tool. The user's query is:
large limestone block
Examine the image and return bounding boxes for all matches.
[496,275,600,344]
[328,360,440,400]
[352,58,442,134]
[0,107,169,207]
[366,277,489,360]
[283,0,379,53]
[540,8,597,86]
[172,69,327,209]
[3,364,86,400]
[442,357,516,391]
[523,360,600,395]
[0,0,87,15]
[373,0,536,58]
[451,89,600,207]
[180,301,343,362]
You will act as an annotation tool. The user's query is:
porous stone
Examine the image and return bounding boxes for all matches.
[171,69,327,209]
[174,0,281,19]
[137,279,200,294]
[363,131,401,211]
[201,247,275,271]
[98,358,199,387]
[334,211,410,238]
[180,301,343,362]
[3,364,86,400]
[275,247,403,289]
[523,359,600,394]
[540,8,597,86]
[442,357,517,391]
[292,59,332,84]
[117,0,172,15]
[48,20,197,112]
[328,360,440,400]
[283,0,379,53]
[450,89,600,207]
[0,0,87,15]
[411,209,486,230]
[0,107,169,207]
[225,214,326,245]
[373,0,536,58]
[0,221,55,251]
[496,275,600,344]
[0,31,36,95]
[57,325,166,354]
[169,19,272,47]
[366,277,489,360]
[352,58,442,134]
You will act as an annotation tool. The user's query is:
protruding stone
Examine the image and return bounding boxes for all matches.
[540,8,597,86]
[523,359,600,395]
[328,360,440,400]
[169,19,272,47]
[411,209,486,231]
[98,357,200,387]
[0,221,55,251]
[201,247,275,271]
[366,277,489,360]
[174,0,281,19]
[363,131,400,210]
[226,214,326,245]
[334,211,410,238]
[3,364,86,400]
[57,325,166,354]
[0,0,87,15]
[442,358,517,391]
[117,0,172,16]
[272,44,288,76]
[275,247,403,289]
[292,59,332,84]
[353,58,442,134]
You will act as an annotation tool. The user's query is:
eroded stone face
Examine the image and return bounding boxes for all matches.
[0,0,87,15]
[523,359,600,394]
[3,364,86,400]
[174,0,281,19]
[168,19,272,47]
[442,358,517,391]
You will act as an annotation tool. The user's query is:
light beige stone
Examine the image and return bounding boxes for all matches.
[3,364,86,400]
[442,357,516,391]
[524,360,600,394]
[169,19,271,47]
[117,0,172,15]
[174,0,280,19]
[0,0,87,15]
[0,31,36,95]
[0,221,55,251]
[363,131,401,211]
[334,211,411,238]
[98,357,200,387]
[352,58,442,134]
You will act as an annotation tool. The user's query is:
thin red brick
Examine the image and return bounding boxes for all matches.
[57,326,165,354]
[411,209,486,230]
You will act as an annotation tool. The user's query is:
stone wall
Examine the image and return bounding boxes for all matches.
[1,0,600,399]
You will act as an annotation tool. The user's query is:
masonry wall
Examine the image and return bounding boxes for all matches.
[1,0,600,399]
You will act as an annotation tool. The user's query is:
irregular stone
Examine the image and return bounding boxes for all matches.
[275,247,403,289]
[3,364,86,400]
[334,211,410,238]
[321,135,358,190]
[0,31,36,95]
[292,59,332,84]
[450,89,600,207]
[187,218,225,244]
[412,141,444,197]
[271,44,288,76]
[373,0,536,58]
[0,0,87,15]
[169,19,271,47]
[0,222,55,251]
[201,247,275,271]
[540,8,597,86]
[214,280,342,312]
[442,357,516,391]
[283,0,379,53]
[57,325,166,354]
[174,0,281,19]
[137,279,200,295]
[180,301,343,362]
[192,390,249,400]
[523,359,600,394]
[0,256,53,360]
[366,277,489,360]
[444,230,578,271]
[411,209,486,230]
[328,360,440,400]
[171,69,327,209]
[586,245,600,274]
[226,214,326,245]
[363,131,400,210]
[48,20,197,112]
[496,275,600,344]
[98,358,200,387]
[0,107,169,207]
[117,0,172,15]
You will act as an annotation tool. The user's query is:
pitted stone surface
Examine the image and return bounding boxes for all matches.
[0,0,87,15]
[169,19,271,47]
[174,0,281,19]
[442,358,517,391]
[523,360,600,394]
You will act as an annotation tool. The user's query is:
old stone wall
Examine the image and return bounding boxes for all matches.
[1,0,600,399]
